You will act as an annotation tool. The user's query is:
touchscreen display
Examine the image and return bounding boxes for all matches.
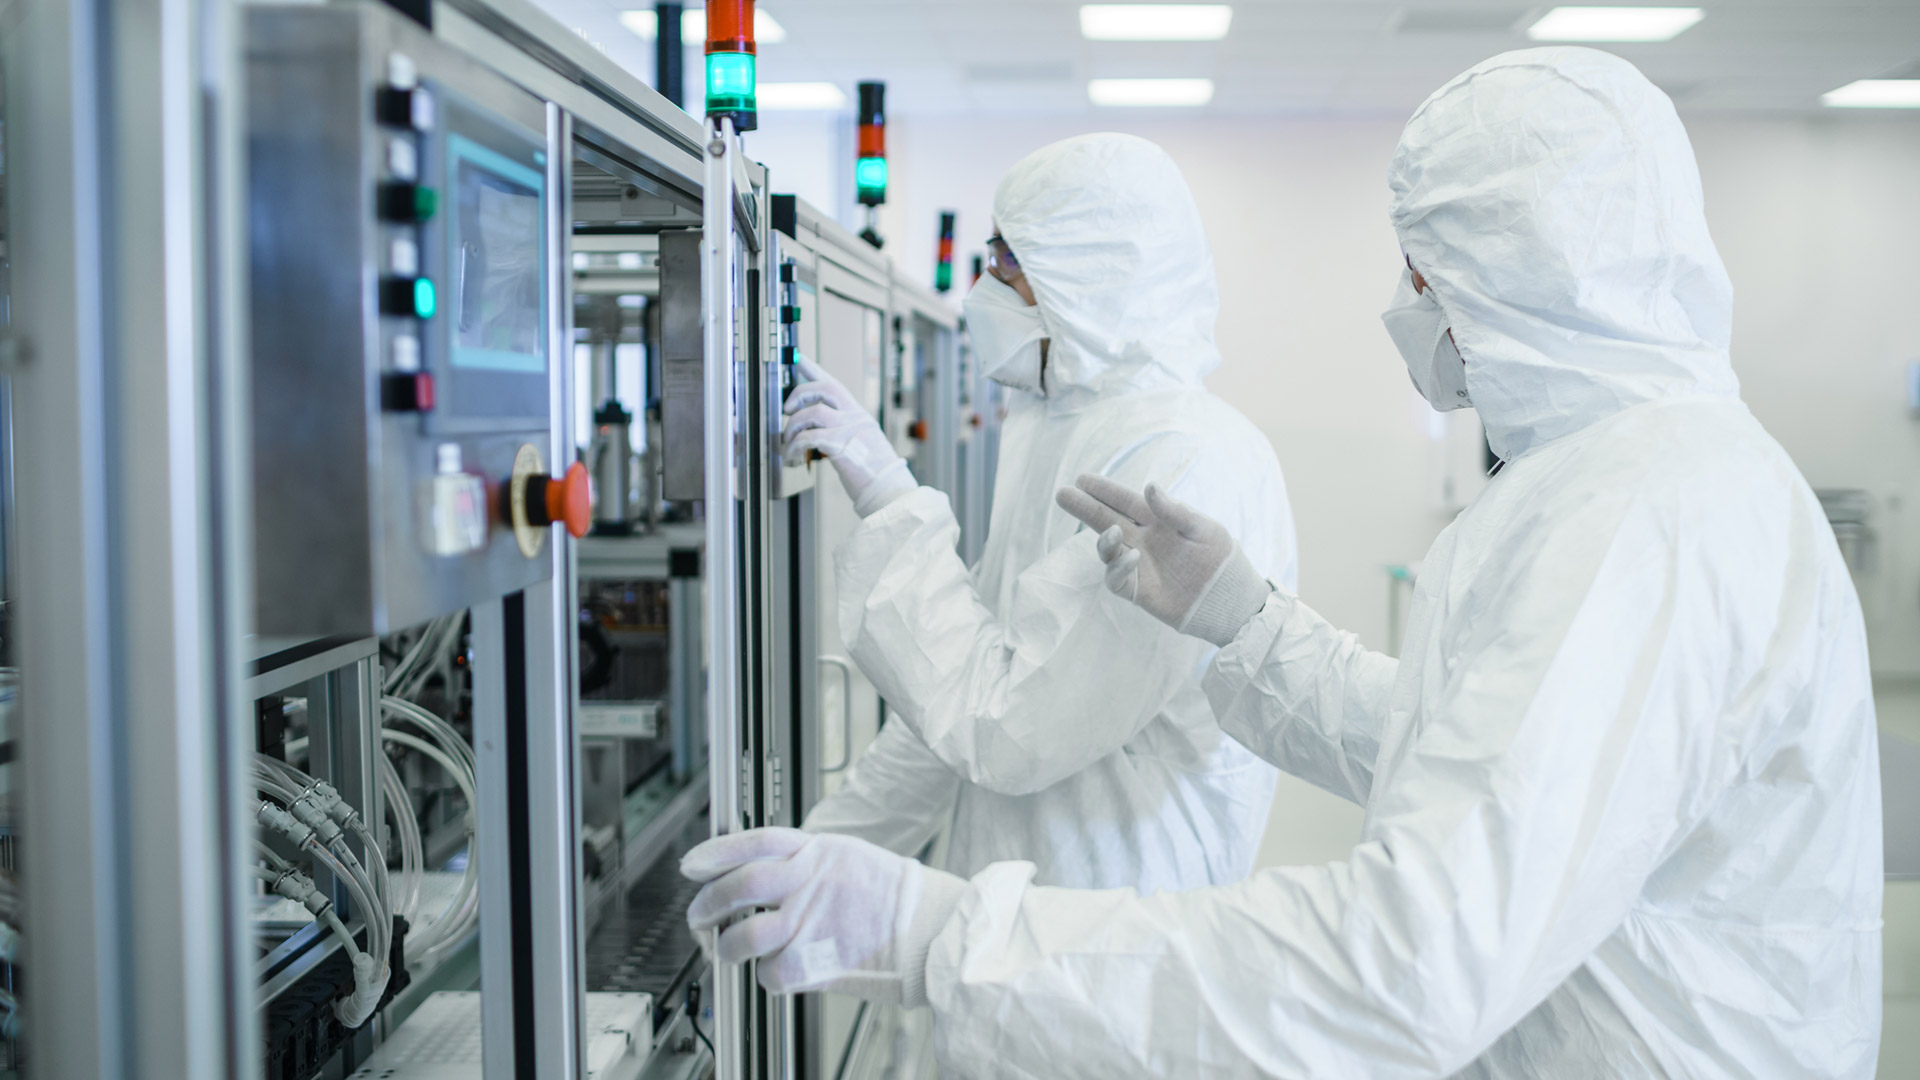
[448,133,544,373]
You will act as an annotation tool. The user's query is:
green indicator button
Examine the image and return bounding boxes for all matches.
[379,182,439,223]
[855,156,888,197]
[705,51,758,115]
[413,277,437,319]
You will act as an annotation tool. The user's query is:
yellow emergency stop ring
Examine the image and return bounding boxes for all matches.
[508,443,547,559]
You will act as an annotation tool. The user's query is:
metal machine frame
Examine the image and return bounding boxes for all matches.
[1,1,987,1077]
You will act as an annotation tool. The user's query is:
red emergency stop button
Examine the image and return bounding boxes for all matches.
[527,462,591,538]
[908,419,928,441]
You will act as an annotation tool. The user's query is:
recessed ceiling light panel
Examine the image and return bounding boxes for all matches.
[1525,6,1703,42]
[1080,4,1233,42]
[1821,79,1920,108]
[620,8,786,44]
[1087,77,1215,106]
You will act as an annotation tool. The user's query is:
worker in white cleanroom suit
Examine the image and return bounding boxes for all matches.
[783,134,1298,899]
[684,48,1881,1077]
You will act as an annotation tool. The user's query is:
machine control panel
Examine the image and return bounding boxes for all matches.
[247,4,573,635]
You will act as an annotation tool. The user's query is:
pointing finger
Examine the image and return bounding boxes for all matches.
[1074,474,1151,525]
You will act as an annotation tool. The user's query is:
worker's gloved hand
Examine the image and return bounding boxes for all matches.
[783,357,917,517]
[1056,474,1273,647]
[683,828,967,1006]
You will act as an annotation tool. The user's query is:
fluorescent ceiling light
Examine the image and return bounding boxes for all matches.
[1080,4,1233,41]
[757,82,848,110]
[1087,77,1214,106]
[1526,6,1703,42]
[619,8,787,44]
[1821,79,1920,108]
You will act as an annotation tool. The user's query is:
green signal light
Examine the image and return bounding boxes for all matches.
[705,51,758,116]
[413,186,438,221]
[935,263,952,291]
[413,278,437,319]
[855,156,888,199]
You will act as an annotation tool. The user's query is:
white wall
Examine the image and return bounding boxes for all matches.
[748,109,1920,866]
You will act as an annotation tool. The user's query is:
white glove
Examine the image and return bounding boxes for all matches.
[783,357,917,517]
[1055,473,1272,647]
[682,828,967,1006]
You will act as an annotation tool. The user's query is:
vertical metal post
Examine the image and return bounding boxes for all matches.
[474,102,585,1080]
[525,100,586,1079]
[470,597,517,1078]
[655,1,684,107]
[9,0,256,1075]
[307,659,382,919]
[702,113,745,1080]
[668,569,702,780]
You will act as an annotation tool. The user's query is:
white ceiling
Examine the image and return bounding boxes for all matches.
[535,1,1920,116]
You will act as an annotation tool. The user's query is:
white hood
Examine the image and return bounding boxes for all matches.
[1388,47,1740,461]
[991,133,1223,404]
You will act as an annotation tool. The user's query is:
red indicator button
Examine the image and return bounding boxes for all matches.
[526,462,591,538]
[382,372,435,412]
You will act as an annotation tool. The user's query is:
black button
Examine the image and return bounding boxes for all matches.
[381,372,435,412]
[380,276,436,318]
[375,86,434,131]
[378,182,438,222]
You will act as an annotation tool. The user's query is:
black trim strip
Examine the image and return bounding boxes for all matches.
[247,635,363,678]
[504,590,538,1078]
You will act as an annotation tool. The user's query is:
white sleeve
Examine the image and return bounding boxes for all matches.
[834,483,1213,797]
[801,720,959,858]
[1203,590,1398,806]
[924,498,1759,1077]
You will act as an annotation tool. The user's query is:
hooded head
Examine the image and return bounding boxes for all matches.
[1390,47,1739,461]
[990,133,1222,403]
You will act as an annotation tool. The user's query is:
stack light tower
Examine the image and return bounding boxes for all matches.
[855,81,887,248]
[935,212,956,293]
[970,253,984,287]
[704,0,758,131]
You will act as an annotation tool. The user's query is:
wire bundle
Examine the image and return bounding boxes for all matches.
[377,613,481,962]
[380,694,480,963]
[253,613,482,1026]
[253,755,392,1028]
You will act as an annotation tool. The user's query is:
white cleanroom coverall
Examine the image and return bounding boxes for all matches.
[923,49,1883,1077]
[802,133,1299,896]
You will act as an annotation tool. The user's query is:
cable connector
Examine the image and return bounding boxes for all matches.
[288,790,346,847]
[311,779,365,830]
[270,868,335,920]
[258,801,315,849]
[333,951,388,1029]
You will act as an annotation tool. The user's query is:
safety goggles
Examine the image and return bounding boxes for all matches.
[985,234,1022,285]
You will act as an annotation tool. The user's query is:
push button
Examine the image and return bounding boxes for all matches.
[504,449,591,558]
[526,462,592,539]
[375,86,435,131]
[382,372,435,412]
[380,276,437,319]
[378,182,438,223]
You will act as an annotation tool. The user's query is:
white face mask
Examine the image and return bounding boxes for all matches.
[1382,265,1472,411]
[963,273,1047,395]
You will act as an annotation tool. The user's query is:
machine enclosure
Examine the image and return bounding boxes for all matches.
[247,5,555,636]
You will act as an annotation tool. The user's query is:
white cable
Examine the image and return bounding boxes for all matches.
[256,783,391,979]
[381,729,479,957]
[379,752,424,920]
[382,617,443,694]
[383,695,476,774]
